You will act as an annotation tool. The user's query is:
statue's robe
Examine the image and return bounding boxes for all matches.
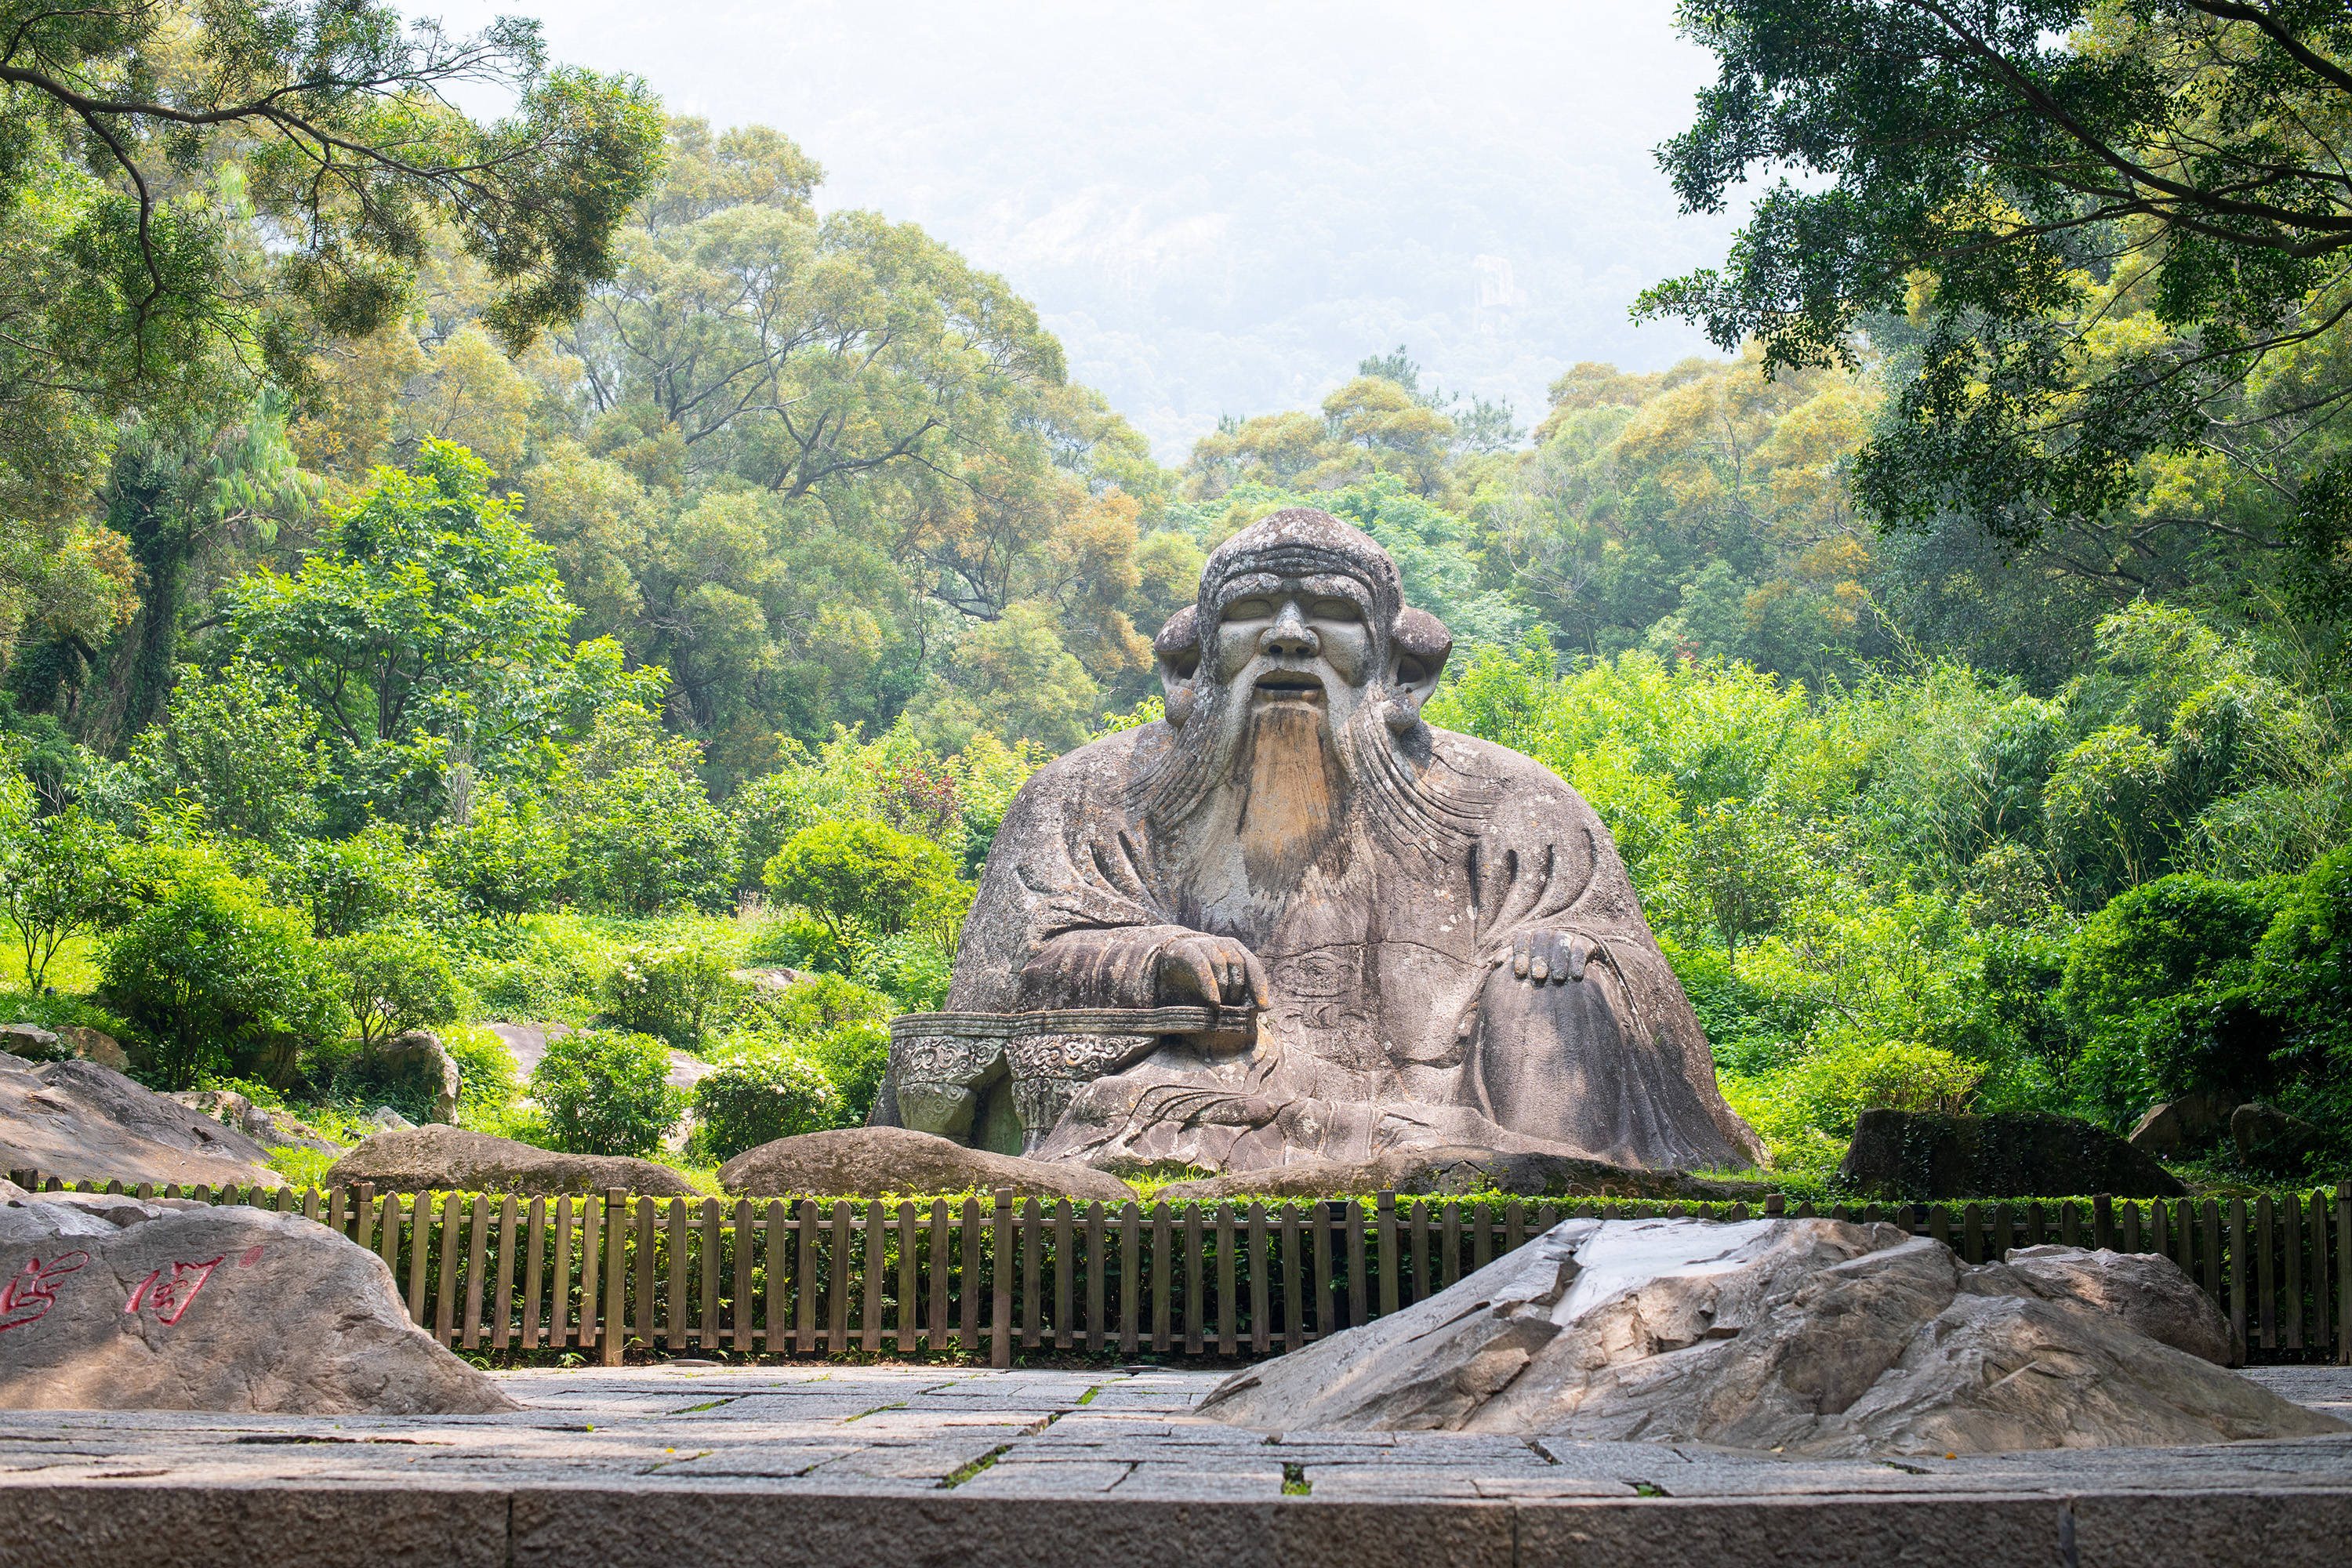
[890,718,1762,1174]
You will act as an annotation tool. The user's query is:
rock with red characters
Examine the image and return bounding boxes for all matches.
[0,1192,513,1413]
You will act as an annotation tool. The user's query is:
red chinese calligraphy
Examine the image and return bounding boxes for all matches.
[0,1251,89,1333]
[123,1257,223,1327]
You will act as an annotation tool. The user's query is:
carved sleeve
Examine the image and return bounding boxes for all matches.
[1018,924,1202,1010]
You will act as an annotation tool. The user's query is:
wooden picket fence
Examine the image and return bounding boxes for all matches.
[13,1171,2351,1367]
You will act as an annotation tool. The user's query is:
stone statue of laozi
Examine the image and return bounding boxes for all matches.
[873,508,1764,1174]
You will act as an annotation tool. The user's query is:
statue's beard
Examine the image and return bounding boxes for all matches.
[1232,699,1348,891]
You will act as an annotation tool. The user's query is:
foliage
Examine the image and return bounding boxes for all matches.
[0,783,125,985]
[557,705,736,914]
[764,819,964,954]
[528,1026,683,1157]
[802,1021,891,1127]
[690,1044,838,1162]
[100,861,349,1088]
[227,441,652,827]
[600,941,742,1050]
[430,793,566,927]
[325,925,459,1051]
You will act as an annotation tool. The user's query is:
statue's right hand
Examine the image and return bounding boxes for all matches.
[1155,934,1270,1010]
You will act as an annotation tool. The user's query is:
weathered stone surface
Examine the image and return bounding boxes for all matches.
[165,1091,343,1153]
[877,509,1761,1174]
[51,1025,128,1072]
[719,1127,1135,1200]
[2129,1092,2231,1156]
[1201,1218,2339,1455]
[2231,1102,2323,1173]
[1837,1108,2186,1199]
[1993,1243,2233,1365]
[0,1193,514,1413]
[1154,1145,1766,1203]
[324,1124,697,1197]
[0,1023,65,1062]
[373,1029,461,1123]
[365,1105,416,1130]
[0,1056,281,1190]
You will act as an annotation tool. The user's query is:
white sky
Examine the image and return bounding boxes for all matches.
[429,0,1745,459]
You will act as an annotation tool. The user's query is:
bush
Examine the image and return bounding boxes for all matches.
[325,924,459,1049]
[528,1027,683,1156]
[764,819,961,952]
[431,792,565,925]
[101,868,350,1089]
[601,940,742,1049]
[804,1020,890,1126]
[691,1044,838,1161]
[739,971,895,1039]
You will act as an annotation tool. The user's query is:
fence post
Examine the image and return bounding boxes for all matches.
[601,1188,627,1366]
[2336,1181,2350,1367]
[991,1188,1014,1368]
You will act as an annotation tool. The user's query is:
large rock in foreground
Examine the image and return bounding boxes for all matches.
[0,1192,514,1414]
[324,1125,699,1197]
[1202,1217,2336,1456]
[0,1056,282,1191]
[1837,1108,2186,1200]
[1155,1145,1765,1204]
[720,1127,1134,1202]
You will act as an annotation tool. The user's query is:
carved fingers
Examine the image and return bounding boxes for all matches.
[1505,930,1610,985]
[1156,935,1271,1009]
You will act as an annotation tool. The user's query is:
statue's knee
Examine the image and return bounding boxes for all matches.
[898,1082,979,1141]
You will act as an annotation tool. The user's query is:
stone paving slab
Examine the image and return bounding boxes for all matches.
[2,1364,2350,1566]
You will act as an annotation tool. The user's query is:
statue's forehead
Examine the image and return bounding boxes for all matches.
[1211,572,1376,611]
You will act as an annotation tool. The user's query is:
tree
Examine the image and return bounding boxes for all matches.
[325,925,458,1051]
[556,705,737,913]
[127,658,322,842]
[100,864,349,1087]
[227,440,651,825]
[690,1046,837,1162]
[0,790,124,987]
[0,1,662,401]
[764,819,962,952]
[430,791,565,926]
[1642,1,2352,622]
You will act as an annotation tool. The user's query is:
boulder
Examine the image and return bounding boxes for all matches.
[374,1029,460,1123]
[1201,1217,2341,1455]
[325,1124,699,1197]
[52,1024,129,1072]
[0,1055,282,1191]
[0,1191,515,1413]
[2231,1102,2323,1174]
[1154,1146,1766,1204]
[366,1105,416,1131]
[165,1091,343,1154]
[2127,1092,2231,1157]
[0,1022,66,1062]
[1837,1109,2185,1200]
[719,1127,1134,1201]
[1992,1243,2233,1365]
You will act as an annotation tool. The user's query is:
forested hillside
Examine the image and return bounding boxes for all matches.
[2,0,2347,1192]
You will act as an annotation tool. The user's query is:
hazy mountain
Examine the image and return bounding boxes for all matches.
[437,0,1744,457]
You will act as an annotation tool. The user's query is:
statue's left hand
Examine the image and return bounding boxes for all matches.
[1505,929,1609,985]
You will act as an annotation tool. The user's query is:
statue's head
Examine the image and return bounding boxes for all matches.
[1152,508,1451,739]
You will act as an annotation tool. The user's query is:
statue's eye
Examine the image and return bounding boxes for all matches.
[1311,598,1361,622]
[1227,597,1275,620]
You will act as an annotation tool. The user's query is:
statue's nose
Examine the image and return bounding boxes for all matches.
[1260,602,1319,658]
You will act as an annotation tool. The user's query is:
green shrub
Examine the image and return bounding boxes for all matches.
[805,1020,890,1127]
[601,940,743,1050]
[101,868,350,1089]
[690,1044,838,1161]
[443,1022,520,1123]
[325,924,459,1048]
[431,792,566,925]
[764,819,961,951]
[528,1027,683,1156]
[739,971,895,1039]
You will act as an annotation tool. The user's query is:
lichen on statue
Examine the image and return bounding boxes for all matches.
[875,508,1764,1174]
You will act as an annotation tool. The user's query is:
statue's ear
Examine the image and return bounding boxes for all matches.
[1154,605,1201,729]
[1388,607,1451,730]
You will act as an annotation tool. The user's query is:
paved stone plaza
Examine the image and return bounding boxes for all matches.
[3,1363,2351,1566]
